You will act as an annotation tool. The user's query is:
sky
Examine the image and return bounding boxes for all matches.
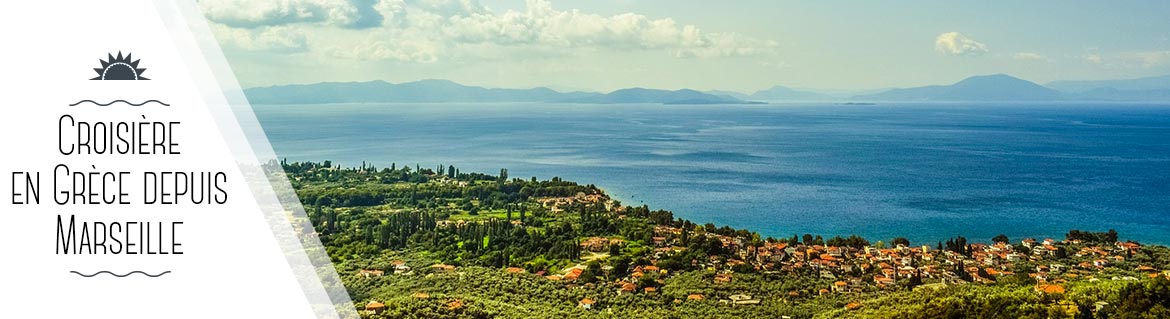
[201,0,1170,93]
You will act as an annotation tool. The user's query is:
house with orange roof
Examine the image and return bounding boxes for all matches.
[447,299,463,310]
[358,269,384,277]
[618,282,636,294]
[393,264,412,274]
[1036,284,1065,294]
[430,264,456,272]
[985,268,1003,277]
[564,268,584,281]
[1116,241,1141,251]
[832,281,848,293]
[729,294,760,305]
[364,301,385,314]
[578,298,596,309]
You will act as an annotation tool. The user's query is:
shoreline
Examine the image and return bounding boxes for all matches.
[284,160,1170,318]
[280,156,1170,247]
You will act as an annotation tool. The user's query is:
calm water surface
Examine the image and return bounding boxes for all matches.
[253,102,1170,245]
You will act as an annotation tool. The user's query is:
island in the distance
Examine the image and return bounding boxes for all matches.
[279,160,1170,319]
[242,73,1170,105]
[560,88,760,104]
[852,74,1066,101]
[244,79,758,105]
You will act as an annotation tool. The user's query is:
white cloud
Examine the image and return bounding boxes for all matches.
[206,0,777,61]
[934,32,988,56]
[759,60,789,70]
[1013,52,1048,62]
[428,0,777,57]
[672,32,778,59]
[323,33,442,63]
[1084,53,1103,64]
[199,0,383,29]
[1082,50,1170,68]
[211,24,310,52]
[443,2,648,47]
[1125,50,1170,67]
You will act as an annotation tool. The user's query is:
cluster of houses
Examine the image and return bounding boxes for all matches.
[580,236,624,252]
[538,192,616,213]
[361,292,464,316]
[562,224,1166,311]
[669,225,1160,296]
[354,192,1167,314]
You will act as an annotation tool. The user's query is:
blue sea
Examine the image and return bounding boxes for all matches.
[253,102,1170,245]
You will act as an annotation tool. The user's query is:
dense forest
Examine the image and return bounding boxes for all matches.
[284,160,1170,319]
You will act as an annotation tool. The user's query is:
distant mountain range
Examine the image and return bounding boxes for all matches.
[244,74,1170,104]
[244,79,597,104]
[705,86,832,101]
[1045,75,1170,101]
[849,73,1170,102]
[750,86,832,100]
[563,88,755,104]
[852,74,1066,101]
[1046,75,1170,93]
[244,79,754,105]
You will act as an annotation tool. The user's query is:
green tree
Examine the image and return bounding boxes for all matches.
[609,256,631,278]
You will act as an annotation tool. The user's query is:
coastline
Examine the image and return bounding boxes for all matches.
[285,160,1170,318]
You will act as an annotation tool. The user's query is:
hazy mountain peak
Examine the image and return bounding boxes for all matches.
[563,87,756,104]
[245,79,597,104]
[242,79,758,104]
[244,74,1170,105]
[1046,74,1170,93]
[953,73,1032,85]
[749,85,830,100]
[854,74,1064,101]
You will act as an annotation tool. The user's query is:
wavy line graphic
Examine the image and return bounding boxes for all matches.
[70,270,171,278]
[69,99,171,106]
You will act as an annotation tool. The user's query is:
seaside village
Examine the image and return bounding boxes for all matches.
[359,192,1169,315]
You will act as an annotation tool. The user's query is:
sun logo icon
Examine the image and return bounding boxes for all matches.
[91,51,149,80]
